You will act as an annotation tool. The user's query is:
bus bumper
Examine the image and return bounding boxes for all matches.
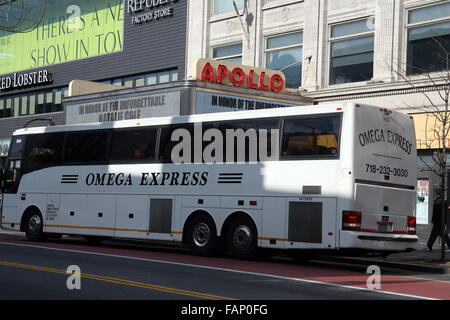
[339,230,419,252]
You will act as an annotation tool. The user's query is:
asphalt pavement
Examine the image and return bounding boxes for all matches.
[0,229,449,301]
[0,236,420,300]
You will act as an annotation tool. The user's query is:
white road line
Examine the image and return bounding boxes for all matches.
[0,241,437,300]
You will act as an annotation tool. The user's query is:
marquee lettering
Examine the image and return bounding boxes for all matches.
[197,60,285,93]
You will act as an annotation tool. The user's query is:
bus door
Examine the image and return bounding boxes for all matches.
[2,136,25,227]
[286,197,337,249]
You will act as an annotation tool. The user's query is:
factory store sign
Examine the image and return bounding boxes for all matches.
[127,0,181,24]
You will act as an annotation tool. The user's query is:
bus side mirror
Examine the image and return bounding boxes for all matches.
[0,168,4,192]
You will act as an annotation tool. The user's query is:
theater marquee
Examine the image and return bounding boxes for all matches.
[192,58,287,93]
[66,91,181,124]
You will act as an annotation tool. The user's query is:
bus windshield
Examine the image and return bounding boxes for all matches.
[4,135,25,194]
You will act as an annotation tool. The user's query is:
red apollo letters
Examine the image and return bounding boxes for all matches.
[200,62,284,93]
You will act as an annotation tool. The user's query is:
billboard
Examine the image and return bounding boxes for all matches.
[0,0,124,75]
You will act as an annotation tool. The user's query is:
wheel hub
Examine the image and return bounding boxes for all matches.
[193,222,210,247]
[232,225,252,251]
[28,215,42,233]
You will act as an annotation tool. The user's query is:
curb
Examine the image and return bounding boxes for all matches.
[316,256,449,274]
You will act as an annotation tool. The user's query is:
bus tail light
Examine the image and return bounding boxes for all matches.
[342,211,361,231]
[407,216,416,235]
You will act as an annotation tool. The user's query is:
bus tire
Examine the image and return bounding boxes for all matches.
[227,215,259,260]
[24,210,45,242]
[186,215,217,257]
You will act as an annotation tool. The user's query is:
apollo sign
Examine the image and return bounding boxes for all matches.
[193,59,286,93]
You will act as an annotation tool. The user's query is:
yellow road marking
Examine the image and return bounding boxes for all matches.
[0,260,236,300]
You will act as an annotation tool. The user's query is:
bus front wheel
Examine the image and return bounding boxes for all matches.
[24,210,45,242]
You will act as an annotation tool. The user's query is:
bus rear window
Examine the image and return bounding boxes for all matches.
[281,115,341,158]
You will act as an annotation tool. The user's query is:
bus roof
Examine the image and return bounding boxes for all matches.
[13,102,360,136]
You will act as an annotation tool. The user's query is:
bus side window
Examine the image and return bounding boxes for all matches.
[218,119,279,163]
[22,133,64,173]
[110,128,157,162]
[281,116,340,158]
[158,124,193,163]
[64,131,108,163]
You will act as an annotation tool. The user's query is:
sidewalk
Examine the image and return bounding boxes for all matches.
[326,246,450,274]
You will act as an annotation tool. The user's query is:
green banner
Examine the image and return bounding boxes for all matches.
[0,0,124,75]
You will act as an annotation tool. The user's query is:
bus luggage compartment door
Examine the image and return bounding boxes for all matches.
[147,197,175,241]
[286,197,337,249]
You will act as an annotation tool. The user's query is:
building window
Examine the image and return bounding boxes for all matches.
[0,87,66,119]
[406,2,450,75]
[265,31,303,89]
[329,18,375,85]
[212,43,243,64]
[101,69,178,88]
[213,0,243,15]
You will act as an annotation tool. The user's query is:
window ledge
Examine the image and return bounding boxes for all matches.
[303,76,448,99]
[209,11,243,23]
[262,0,304,11]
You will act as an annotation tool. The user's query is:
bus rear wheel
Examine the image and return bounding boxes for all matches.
[186,215,217,257]
[24,210,45,241]
[227,216,259,260]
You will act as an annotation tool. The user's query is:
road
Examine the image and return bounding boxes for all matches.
[0,231,449,304]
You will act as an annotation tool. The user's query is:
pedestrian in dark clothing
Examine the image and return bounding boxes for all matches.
[427,192,450,251]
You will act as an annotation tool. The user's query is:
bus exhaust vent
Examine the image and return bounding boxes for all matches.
[149,199,173,234]
[288,202,322,243]
[218,173,243,184]
[61,175,79,184]
[302,186,321,195]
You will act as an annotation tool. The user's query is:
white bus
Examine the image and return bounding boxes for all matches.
[0,102,418,259]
